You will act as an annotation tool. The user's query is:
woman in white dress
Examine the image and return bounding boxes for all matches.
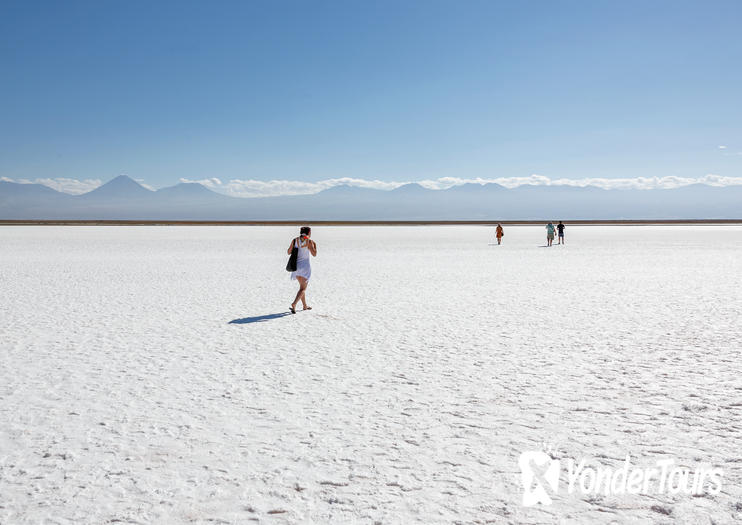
[287,226,317,314]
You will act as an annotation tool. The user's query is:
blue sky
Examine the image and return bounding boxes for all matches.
[1,0,741,195]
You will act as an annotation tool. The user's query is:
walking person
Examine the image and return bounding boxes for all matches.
[557,221,565,244]
[495,223,504,245]
[287,226,317,314]
[546,222,556,247]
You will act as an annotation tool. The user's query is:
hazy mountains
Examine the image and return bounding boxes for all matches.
[1,175,741,220]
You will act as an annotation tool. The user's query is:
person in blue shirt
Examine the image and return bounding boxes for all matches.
[546,222,556,246]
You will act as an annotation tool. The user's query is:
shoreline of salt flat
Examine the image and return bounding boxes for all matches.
[2,219,742,226]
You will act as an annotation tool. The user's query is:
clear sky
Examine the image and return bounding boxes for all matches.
[1,0,741,195]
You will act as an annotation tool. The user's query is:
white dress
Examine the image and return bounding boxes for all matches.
[291,238,312,281]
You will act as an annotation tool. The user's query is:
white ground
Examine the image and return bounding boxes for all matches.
[1,225,741,525]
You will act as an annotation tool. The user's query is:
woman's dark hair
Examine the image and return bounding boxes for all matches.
[300,226,311,235]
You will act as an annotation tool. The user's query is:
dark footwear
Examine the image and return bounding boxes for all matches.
[303,306,312,311]
[289,306,296,314]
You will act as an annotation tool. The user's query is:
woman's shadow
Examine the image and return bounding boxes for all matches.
[229,312,291,324]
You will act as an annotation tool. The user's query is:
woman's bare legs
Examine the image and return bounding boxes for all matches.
[291,276,309,311]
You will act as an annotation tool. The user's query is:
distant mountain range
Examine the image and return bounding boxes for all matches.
[1,175,741,220]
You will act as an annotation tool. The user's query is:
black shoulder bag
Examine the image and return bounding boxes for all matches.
[286,238,298,272]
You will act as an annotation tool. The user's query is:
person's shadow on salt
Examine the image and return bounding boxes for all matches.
[229,312,291,324]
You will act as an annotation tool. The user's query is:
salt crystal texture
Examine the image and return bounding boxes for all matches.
[1,225,740,524]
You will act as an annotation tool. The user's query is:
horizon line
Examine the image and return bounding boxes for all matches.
[2,219,742,226]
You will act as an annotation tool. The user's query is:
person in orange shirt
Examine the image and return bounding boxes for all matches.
[495,223,504,245]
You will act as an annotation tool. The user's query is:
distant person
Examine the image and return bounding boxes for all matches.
[557,221,565,244]
[546,222,556,247]
[495,223,504,245]
[287,226,317,313]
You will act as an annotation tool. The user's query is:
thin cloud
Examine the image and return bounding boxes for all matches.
[180,174,742,197]
[2,177,102,195]
[180,177,402,197]
[5,174,742,198]
[134,178,155,191]
[718,145,727,149]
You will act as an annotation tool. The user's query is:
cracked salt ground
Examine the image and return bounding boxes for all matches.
[1,225,741,524]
